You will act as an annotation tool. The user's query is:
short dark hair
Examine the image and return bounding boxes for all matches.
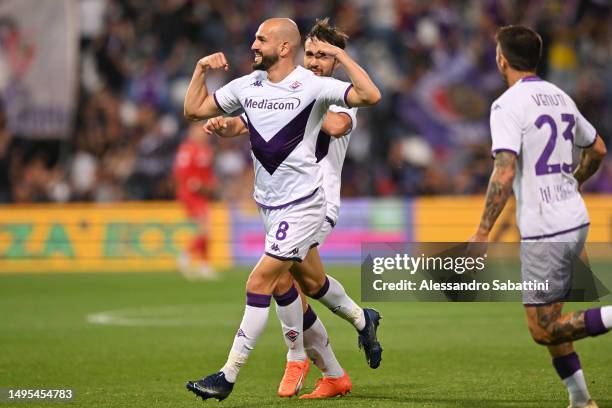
[495,25,542,72]
[305,18,349,50]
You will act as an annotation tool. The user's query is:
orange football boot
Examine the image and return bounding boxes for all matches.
[277,359,310,397]
[299,371,352,399]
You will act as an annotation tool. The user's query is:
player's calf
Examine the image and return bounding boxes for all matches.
[526,305,611,346]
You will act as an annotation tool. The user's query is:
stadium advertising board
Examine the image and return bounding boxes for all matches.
[0,202,231,272]
[1,196,611,273]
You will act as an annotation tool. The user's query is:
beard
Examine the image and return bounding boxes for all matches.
[252,53,279,70]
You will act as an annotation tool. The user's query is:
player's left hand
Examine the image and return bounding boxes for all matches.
[203,117,228,135]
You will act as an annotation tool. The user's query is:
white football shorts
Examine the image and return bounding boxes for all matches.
[259,188,326,262]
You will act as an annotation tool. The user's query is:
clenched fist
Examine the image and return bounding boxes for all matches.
[197,52,229,71]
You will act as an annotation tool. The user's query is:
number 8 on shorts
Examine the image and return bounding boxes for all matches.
[275,221,289,241]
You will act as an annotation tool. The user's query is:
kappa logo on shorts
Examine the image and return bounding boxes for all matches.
[271,243,280,252]
[236,328,246,338]
[285,330,299,342]
[291,248,298,255]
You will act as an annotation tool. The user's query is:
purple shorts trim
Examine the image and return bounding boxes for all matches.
[491,148,519,159]
[521,223,590,241]
[246,292,271,308]
[303,305,317,331]
[309,242,319,249]
[309,276,330,300]
[274,284,298,306]
[256,188,319,210]
[552,352,581,380]
[212,92,227,114]
[325,216,336,228]
[265,252,302,263]
[343,84,354,107]
[576,137,597,149]
[585,308,608,336]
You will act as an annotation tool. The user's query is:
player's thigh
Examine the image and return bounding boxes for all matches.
[259,190,326,262]
[247,254,293,294]
[272,270,294,296]
[290,246,327,296]
[524,302,565,340]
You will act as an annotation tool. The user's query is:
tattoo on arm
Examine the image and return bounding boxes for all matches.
[574,153,602,186]
[478,152,516,232]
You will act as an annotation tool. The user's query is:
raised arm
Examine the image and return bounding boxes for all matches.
[310,39,381,107]
[184,53,229,121]
[322,111,352,138]
[203,117,248,138]
[473,151,517,241]
[574,135,607,188]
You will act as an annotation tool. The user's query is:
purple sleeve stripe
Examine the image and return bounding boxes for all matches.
[576,137,597,149]
[343,84,354,107]
[213,92,227,114]
[239,115,248,127]
[491,148,519,159]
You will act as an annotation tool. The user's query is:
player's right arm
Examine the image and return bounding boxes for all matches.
[574,135,606,188]
[474,151,517,241]
[184,53,229,121]
[322,111,353,138]
[311,40,381,107]
[203,117,248,138]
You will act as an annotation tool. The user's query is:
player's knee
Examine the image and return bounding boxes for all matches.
[272,272,294,296]
[246,273,270,294]
[527,323,554,346]
[302,280,324,298]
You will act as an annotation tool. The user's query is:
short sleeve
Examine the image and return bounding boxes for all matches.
[239,113,248,128]
[213,77,242,114]
[329,105,357,134]
[490,101,521,158]
[317,77,353,108]
[574,109,597,148]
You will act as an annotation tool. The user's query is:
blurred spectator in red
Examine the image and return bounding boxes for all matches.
[173,122,218,279]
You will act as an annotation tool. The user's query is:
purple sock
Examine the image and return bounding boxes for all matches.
[584,308,608,336]
[309,277,330,299]
[303,305,317,331]
[553,352,581,379]
[246,292,271,308]
[273,284,298,306]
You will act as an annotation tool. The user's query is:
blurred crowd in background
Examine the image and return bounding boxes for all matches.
[0,0,610,204]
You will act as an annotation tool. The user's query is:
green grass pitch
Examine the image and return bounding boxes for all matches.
[1,267,610,407]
